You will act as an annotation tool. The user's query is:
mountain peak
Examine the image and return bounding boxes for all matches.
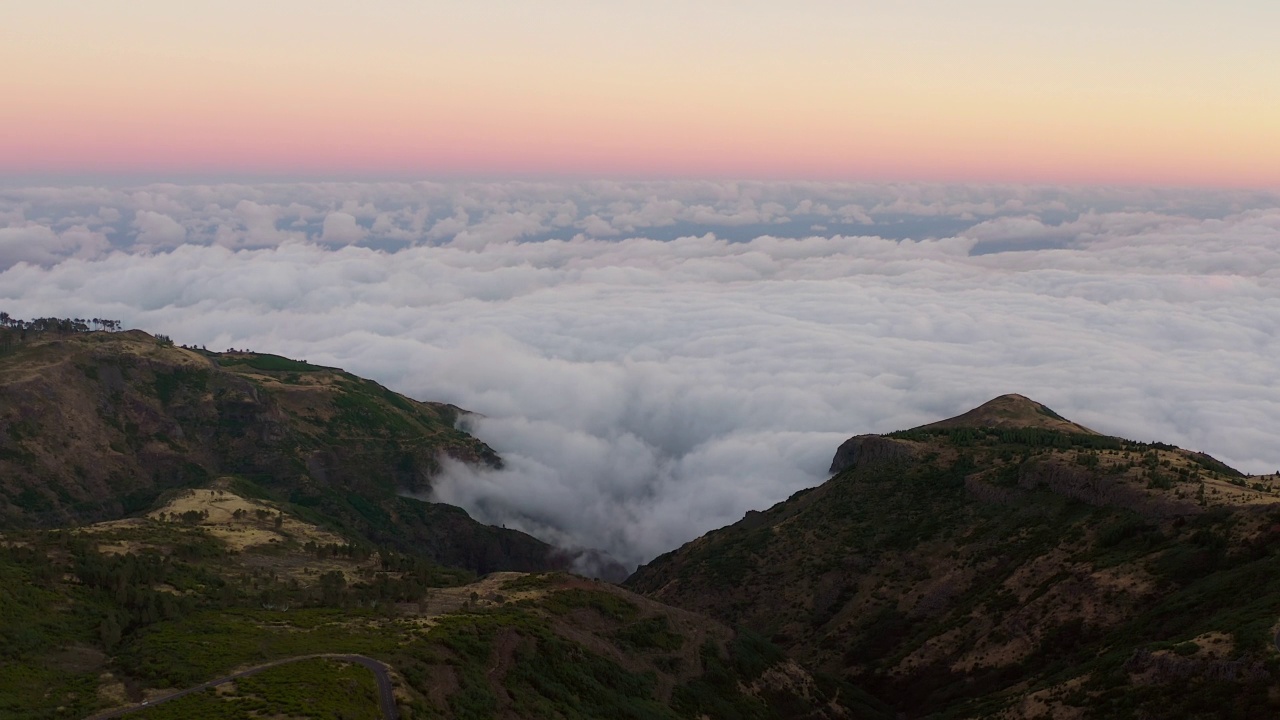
[916,393,1097,434]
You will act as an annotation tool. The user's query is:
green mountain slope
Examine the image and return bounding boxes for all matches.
[627,395,1280,718]
[0,327,552,573]
[0,489,878,720]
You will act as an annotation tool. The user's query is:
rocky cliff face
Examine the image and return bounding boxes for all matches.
[0,329,559,573]
[828,434,918,474]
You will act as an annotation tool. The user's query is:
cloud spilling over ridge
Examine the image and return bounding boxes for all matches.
[2,181,1279,570]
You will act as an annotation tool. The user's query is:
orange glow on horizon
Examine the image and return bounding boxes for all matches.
[3,2,1278,188]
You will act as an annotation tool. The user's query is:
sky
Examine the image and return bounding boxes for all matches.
[3,3,1278,571]
[2,180,1278,571]
[3,1,1279,185]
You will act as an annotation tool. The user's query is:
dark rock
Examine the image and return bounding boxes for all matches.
[829,434,917,474]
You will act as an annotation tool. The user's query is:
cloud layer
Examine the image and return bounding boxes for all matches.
[2,181,1278,570]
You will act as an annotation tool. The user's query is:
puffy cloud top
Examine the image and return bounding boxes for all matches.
[132,210,187,248]
[319,212,366,245]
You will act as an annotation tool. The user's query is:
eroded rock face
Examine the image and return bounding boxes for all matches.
[829,434,917,474]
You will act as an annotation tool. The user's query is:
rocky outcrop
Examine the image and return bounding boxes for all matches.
[829,434,917,474]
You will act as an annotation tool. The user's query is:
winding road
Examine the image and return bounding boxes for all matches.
[85,654,399,720]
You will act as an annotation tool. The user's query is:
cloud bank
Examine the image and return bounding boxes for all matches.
[2,181,1278,571]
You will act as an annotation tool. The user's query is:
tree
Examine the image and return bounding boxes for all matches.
[98,614,122,649]
[319,570,347,605]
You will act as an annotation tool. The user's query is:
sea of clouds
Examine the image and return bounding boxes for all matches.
[2,180,1278,571]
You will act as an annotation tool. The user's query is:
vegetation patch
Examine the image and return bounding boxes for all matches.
[217,353,322,372]
[542,588,640,622]
[613,616,686,652]
[132,658,380,720]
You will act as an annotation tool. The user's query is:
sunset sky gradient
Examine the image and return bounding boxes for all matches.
[4,1,1278,185]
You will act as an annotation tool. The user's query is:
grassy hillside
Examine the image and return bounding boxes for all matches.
[628,396,1280,718]
[0,327,553,573]
[0,493,875,719]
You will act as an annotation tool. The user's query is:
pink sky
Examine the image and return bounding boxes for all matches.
[3,1,1278,186]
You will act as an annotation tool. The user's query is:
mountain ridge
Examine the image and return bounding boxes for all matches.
[628,395,1280,717]
[0,324,553,574]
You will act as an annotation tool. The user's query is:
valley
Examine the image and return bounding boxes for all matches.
[0,325,854,719]
[4,323,1280,718]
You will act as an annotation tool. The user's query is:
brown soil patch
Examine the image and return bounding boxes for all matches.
[418,572,542,616]
[95,673,129,707]
[1187,631,1234,657]
[1202,476,1280,507]
[78,486,382,589]
[147,487,348,551]
[744,659,821,706]
[94,541,143,556]
[998,675,1087,719]
[215,681,239,696]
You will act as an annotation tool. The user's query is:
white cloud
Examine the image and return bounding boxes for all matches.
[426,209,470,241]
[319,211,366,245]
[579,214,618,237]
[0,225,70,266]
[835,203,873,224]
[213,200,305,249]
[448,211,547,250]
[0,223,110,267]
[2,181,1279,570]
[132,210,187,248]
